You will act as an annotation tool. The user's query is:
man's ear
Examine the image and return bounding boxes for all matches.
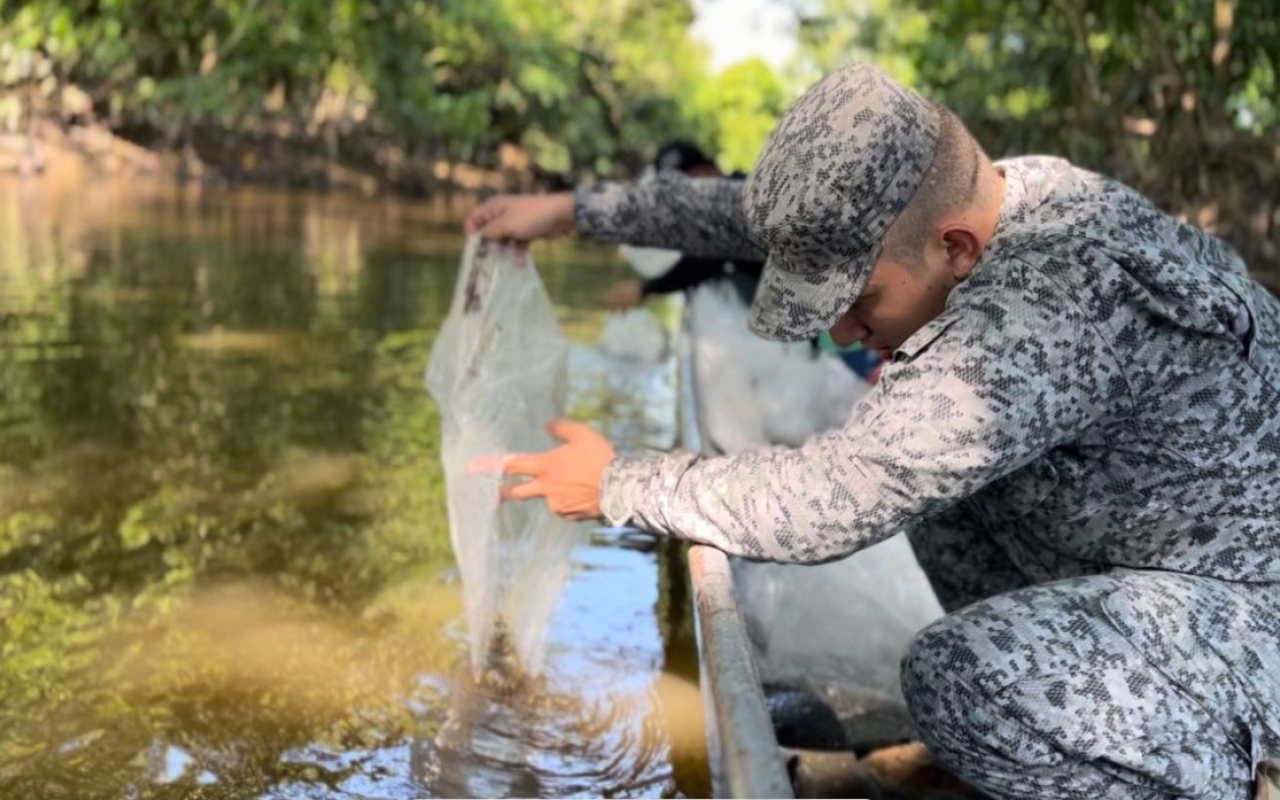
[941,226,983,281]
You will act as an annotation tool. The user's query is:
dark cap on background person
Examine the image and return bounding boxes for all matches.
[743,63,942,342]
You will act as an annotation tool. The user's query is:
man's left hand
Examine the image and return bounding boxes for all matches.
[499,420,616,521]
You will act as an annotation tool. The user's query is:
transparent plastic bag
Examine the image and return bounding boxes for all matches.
[618,244,682,279]
[426,236,586,676]
[733,538,943,700]
[689,280,866,449]
[597,308,669,362]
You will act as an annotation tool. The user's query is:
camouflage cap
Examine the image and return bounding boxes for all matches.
[743,63,941,342]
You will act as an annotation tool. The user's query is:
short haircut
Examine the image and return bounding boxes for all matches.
[882,107,985,266]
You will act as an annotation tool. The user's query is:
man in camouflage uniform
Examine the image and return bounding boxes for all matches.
[465,63,1280,800]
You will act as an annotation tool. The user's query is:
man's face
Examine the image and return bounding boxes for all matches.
[826,255,954,359]
[825,166,1000,355]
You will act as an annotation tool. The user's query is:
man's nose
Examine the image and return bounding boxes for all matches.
[828,317,868,347]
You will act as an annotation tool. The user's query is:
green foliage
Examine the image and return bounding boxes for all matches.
[691,58,790,173]
[789,0,1280,279]
[0,0,791,179]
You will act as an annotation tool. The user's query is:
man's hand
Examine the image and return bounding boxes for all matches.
[604,280,644,310]
[498,420,616,521]
[464,193,576,242]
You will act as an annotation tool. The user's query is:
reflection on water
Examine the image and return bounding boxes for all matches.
[421,546,698,800]
[0,172,703,798]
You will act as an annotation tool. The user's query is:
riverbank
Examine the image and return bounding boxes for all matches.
[9,110,1280,298]
[0,116,545,197]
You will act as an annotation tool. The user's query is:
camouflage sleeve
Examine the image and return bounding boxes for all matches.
[598,259,1130,563]
[574,173,767,261]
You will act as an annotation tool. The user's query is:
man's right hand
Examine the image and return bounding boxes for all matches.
[464,193,576,242]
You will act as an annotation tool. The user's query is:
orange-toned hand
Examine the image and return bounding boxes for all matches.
[498,420,617,521]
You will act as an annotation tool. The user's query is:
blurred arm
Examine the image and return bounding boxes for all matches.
[576,173,766,261]
[641,256,734,296]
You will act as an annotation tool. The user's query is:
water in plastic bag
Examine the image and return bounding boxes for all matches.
[425,236,587,677]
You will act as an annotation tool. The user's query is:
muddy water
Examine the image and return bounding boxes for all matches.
[0,170,705,798]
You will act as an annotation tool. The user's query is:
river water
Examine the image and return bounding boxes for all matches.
[0,170,705,798]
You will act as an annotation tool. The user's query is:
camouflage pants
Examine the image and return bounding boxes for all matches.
[904,515,1280,800]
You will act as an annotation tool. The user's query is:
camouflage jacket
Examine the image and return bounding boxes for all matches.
[576,158,1280,583]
